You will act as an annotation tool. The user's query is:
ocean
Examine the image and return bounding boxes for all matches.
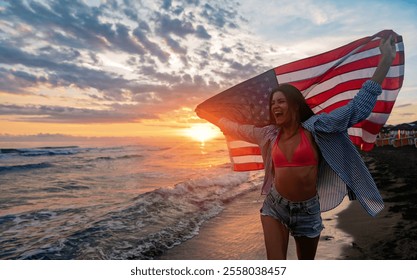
[0,139,265,259]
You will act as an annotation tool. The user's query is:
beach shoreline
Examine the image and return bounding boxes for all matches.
[158,181,354,260]
[158,187,354,260]
[158,145,417,260]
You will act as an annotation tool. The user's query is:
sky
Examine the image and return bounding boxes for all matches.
[0,0,416,142]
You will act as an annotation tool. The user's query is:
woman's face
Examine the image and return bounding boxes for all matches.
[271,91,295,126]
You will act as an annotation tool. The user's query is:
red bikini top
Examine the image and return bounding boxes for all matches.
[272,127,318,167]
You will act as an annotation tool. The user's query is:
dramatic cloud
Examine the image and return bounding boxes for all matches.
[0,0,270,124]
[0,0,416,129]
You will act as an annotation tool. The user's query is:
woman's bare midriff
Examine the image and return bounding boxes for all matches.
[274,165,318,201]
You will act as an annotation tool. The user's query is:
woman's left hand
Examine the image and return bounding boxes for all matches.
[379,34,397,62]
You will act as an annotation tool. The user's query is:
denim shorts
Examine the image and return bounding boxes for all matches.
[260,186,324,238]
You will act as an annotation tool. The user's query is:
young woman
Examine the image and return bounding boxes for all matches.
[196,35,397,259]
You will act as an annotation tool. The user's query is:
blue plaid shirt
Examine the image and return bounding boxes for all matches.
[219,80,384,216]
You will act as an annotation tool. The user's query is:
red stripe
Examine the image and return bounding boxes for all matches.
[352,120,384,134]
[279,52,403,92]
[280,55,403,94]
[280,61,374,92]
[306,79,367,108]
[381,76,404,89]
[229,146,261,157]
[274,37,372,75]
[315,100,395,116]
[355,39,380,53]
[350,135,375,151]
[320,56,380,81]
[233,162,264,171]
[372,100,395,113]
[306,76,402,111]
[314,100,350,114]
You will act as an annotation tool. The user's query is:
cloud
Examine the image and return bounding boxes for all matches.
[0,133,146,143]
[195,25,211,39]
[3,0,414,130]
[133,25,170,63]
[0,104,156,123]
[1,0,251,109]
[0,67,46,94]
[0,43,136,100]
[200,2,239,28]
[155,13,196,37]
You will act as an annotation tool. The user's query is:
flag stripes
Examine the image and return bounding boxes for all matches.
[198,30,404,171]
[274,31,404,154]
[226,137,264,171]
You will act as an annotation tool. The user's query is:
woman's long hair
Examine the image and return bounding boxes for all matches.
[270,84,315,124]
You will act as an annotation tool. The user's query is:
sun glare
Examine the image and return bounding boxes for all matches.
[184,123,221,143]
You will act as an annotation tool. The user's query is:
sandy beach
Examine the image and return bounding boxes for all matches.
[339,145,417,259]
[159,186,353,260]
[158,145,417,260]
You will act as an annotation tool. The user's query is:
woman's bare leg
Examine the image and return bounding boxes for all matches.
[294,235,320,260]
[261,215,290,259]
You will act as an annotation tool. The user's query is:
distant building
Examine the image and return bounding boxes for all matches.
[376,121,417,148]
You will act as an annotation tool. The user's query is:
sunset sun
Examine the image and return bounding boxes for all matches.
[183,123,221,143]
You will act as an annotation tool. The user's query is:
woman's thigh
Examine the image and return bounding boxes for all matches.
[294,235,320,260]
[260,215,290,260]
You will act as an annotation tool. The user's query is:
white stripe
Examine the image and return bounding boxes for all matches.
[277,42,403,83]
[306,68,374,97]
[339,47,380,66]
[388,62,405,77]
[387,64,405,78]
[277,59,342,83]
[310,89,358,113]
[368,112,390,124]
[377,89,400,102]
[227,140,259,149]
[276,45,381,83]
[304,66,403,99]
[348,127,377,143]
[231,155,264,164]
[339,41,403,66]
[310,88,400,113]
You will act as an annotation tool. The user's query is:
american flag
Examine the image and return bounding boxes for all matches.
[197,30,405,171]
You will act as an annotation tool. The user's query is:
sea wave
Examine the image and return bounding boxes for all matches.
[0,162,54,173]
[0,171,263,259]
[93,154,144,161]
[0,146,81,157]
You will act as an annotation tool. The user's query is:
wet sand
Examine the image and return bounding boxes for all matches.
[159,185,353,260]
[338,145,417,259]
[159,145,417,260]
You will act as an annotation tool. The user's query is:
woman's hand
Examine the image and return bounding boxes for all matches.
[379,34,397,62]
[371,34,397,85]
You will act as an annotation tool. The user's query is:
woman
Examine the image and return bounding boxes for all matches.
[196,35,397,259]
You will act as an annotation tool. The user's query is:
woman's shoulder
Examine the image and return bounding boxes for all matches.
[261,124,279,136]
